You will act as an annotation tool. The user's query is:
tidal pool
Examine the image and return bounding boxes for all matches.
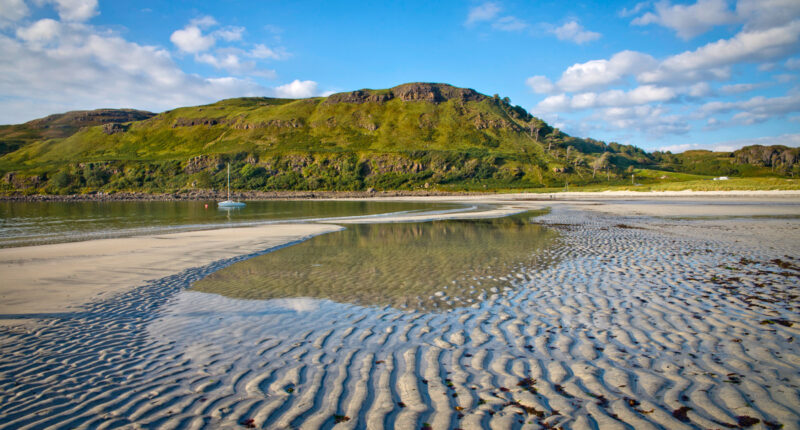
[191,211,560,310]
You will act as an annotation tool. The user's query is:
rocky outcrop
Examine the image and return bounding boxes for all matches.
[172,117,225,127]
[392,83,486,103]
[230,119,303,129]
[472,113,515,130]
[362,154,426,176]
[184,155,223,174]
[325,90,394,104]
[101,123,127,134]
[26,109,154,131]
[2,172,43,189]
[174,117,304,129]
[734,145,799,168]
[324,83,488,105]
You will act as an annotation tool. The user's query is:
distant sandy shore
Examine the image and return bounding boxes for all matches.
[1,191,798,324]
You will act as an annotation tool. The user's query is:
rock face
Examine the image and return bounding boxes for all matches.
[173,117,304,129]
[172,117,224,127]
[101,123,127,135]
[26,109,154,136]
[184,155,223,174]
[324,82,488,105]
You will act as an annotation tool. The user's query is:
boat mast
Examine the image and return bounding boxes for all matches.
[227,163,231,201]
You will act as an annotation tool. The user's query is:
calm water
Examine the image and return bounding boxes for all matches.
[192,211,559,311]
[0,200,457,248]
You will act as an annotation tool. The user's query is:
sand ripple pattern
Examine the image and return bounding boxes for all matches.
[1,208,799,429]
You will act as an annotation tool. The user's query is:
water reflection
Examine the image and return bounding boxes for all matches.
[191,211,559,311]
[0,200,455,247]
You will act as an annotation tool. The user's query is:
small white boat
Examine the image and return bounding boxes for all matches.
[218,163,246,208]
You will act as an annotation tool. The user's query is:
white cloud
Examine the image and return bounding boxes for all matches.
[632,0,737,40]
[539,16,800,96]
[274,80,319,98]
[594,105,689,135]
[657,142,732,152]
[0,23,270,123]
[250,43,289,60]
[196,51,277,78]
[687,82,712,97]
[775,73,797,83]
[189,15,218,28]
[465,2,501,25]
[759,62,778,71]
[170,25,215,53]
[551,21,601,44]
[0,0,29,27]
[535,93,570,113]
[639,20,800,84]
[213,26,245,42]
[535,85,678,113]
[16,18,60,42]
[557,50,657,92]
[787,58,800,70]
[736,0,800,31]
[525,75,556,94]
[700,93,800,124]
[492,15,527,31]
[720,82,763,94]
[38,0,98,22]
[619,1,651,18]
[196,52,242,69]
[661,133,800,152]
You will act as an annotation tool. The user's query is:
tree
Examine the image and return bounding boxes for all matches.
[529,123,540,141]
[592,153,610,179]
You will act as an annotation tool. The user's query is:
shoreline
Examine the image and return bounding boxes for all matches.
[0,203,530,323]
[3,188,800,202]
[2,195,799,325]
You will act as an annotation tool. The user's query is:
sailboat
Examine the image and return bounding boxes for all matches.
[218,163,246,208]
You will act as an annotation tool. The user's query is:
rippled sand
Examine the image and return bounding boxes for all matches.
[1,206,799,429]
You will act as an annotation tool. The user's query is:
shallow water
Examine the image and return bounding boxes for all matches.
[191,211,559,311]
[0,200,456,248]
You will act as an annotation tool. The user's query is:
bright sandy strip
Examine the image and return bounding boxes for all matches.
[1,191,798,323]
[0,224,342,320]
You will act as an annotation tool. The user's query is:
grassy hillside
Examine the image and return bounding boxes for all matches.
[0,83,798,195]
[0,109,154,157]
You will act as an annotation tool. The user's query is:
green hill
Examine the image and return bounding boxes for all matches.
[0,83,797,194]
[0,109,154,157]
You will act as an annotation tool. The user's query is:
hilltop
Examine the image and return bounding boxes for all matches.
[0,109,154,156]
[0,83,797,195]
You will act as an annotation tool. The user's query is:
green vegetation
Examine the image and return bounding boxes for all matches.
[1,82,798,195]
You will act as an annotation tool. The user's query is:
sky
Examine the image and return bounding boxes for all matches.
[0,0,799,152]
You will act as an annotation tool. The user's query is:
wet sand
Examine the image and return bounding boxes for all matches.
[1,193,799,429]
[0,224,342,321]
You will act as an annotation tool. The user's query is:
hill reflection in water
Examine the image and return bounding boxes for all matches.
[191,211,560,311]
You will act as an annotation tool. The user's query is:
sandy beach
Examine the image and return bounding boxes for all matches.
[1,191,799,429]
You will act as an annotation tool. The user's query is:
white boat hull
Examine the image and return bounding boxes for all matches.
[218,200,246,208]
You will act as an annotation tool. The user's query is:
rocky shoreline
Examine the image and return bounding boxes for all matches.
[0,189,480,202]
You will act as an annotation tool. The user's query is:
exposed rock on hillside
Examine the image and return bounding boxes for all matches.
[26,109,154,136]
[325,82,487,105]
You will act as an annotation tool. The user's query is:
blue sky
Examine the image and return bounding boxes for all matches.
[0,0,799,152]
